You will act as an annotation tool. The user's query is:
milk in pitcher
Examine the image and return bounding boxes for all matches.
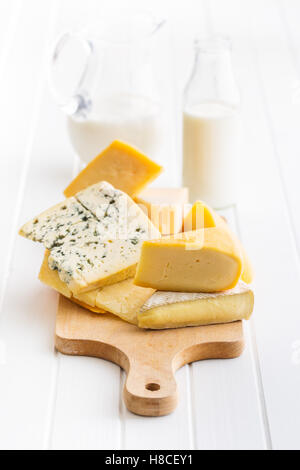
[68,94,163,163]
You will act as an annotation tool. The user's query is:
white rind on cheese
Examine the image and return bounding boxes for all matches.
[138,281,254,329]
[140,281,250,313]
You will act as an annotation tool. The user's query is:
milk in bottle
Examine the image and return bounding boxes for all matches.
[182,36,241,208]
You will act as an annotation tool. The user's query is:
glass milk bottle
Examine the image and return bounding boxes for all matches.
[182,35,241,208]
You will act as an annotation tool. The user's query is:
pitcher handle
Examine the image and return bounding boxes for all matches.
[49,31,94,117]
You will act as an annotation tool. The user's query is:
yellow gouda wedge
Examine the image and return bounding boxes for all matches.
[182,201,254,284]
[64,140,163,198]
[135,187,189,235]
[138,282,254,329]
[134,227,243,293]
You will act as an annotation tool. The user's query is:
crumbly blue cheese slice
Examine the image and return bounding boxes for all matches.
[19,198,92,249]
[20,181,160,294]
[75,181,159,240]
[48,219,155,292]
[137,282,254,329]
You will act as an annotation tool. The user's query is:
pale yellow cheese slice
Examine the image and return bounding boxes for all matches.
[134,227,243,293]
[71,298,107,314]
[182,200,254,283]
[38,250,72,298]
[39,251,154,324]
[135,187,189,235]
[64,140,163,198]
[136,187,189,207]
[95,279,155,325]
[138,282,254,329]
[38,251,106,313]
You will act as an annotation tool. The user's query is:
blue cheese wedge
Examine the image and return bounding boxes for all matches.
[48,219,151,292]
[19,198,92,249]
[75,182,159,240]
[20,181,160,294]
[137,282,254,329]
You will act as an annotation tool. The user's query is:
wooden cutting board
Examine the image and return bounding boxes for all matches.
[55,295,244,417]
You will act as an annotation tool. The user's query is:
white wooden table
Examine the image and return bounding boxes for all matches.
[0,0,300,450]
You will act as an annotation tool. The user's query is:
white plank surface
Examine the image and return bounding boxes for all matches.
[190,208,266,450]
[0,0,300,450]
[0,0,60,450]
[207,0,300,450]
[121,367,194,450]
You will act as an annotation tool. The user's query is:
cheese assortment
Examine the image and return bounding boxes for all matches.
[20,181,160,294]
[19,140,254,330]
[134,227,243,292]
[64,140,163,198]
[182,200,254,283]
[138,282,254,329]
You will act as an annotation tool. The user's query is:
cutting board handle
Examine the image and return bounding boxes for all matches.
[56,297,244,417]
[123,358,178,417]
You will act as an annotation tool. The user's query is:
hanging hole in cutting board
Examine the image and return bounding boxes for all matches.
[145,382,160,391]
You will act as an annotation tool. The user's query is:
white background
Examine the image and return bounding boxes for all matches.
[0,0,300,450]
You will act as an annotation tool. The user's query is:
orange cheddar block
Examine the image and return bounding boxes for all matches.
[64,140,163,198]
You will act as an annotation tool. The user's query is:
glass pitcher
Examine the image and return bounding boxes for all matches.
[50,11,166,163]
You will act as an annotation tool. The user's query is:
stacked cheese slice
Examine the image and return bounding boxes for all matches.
[19,140,254,329]
[39,251,155,325]
[20,181,160,325]
[20,181,160,293]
